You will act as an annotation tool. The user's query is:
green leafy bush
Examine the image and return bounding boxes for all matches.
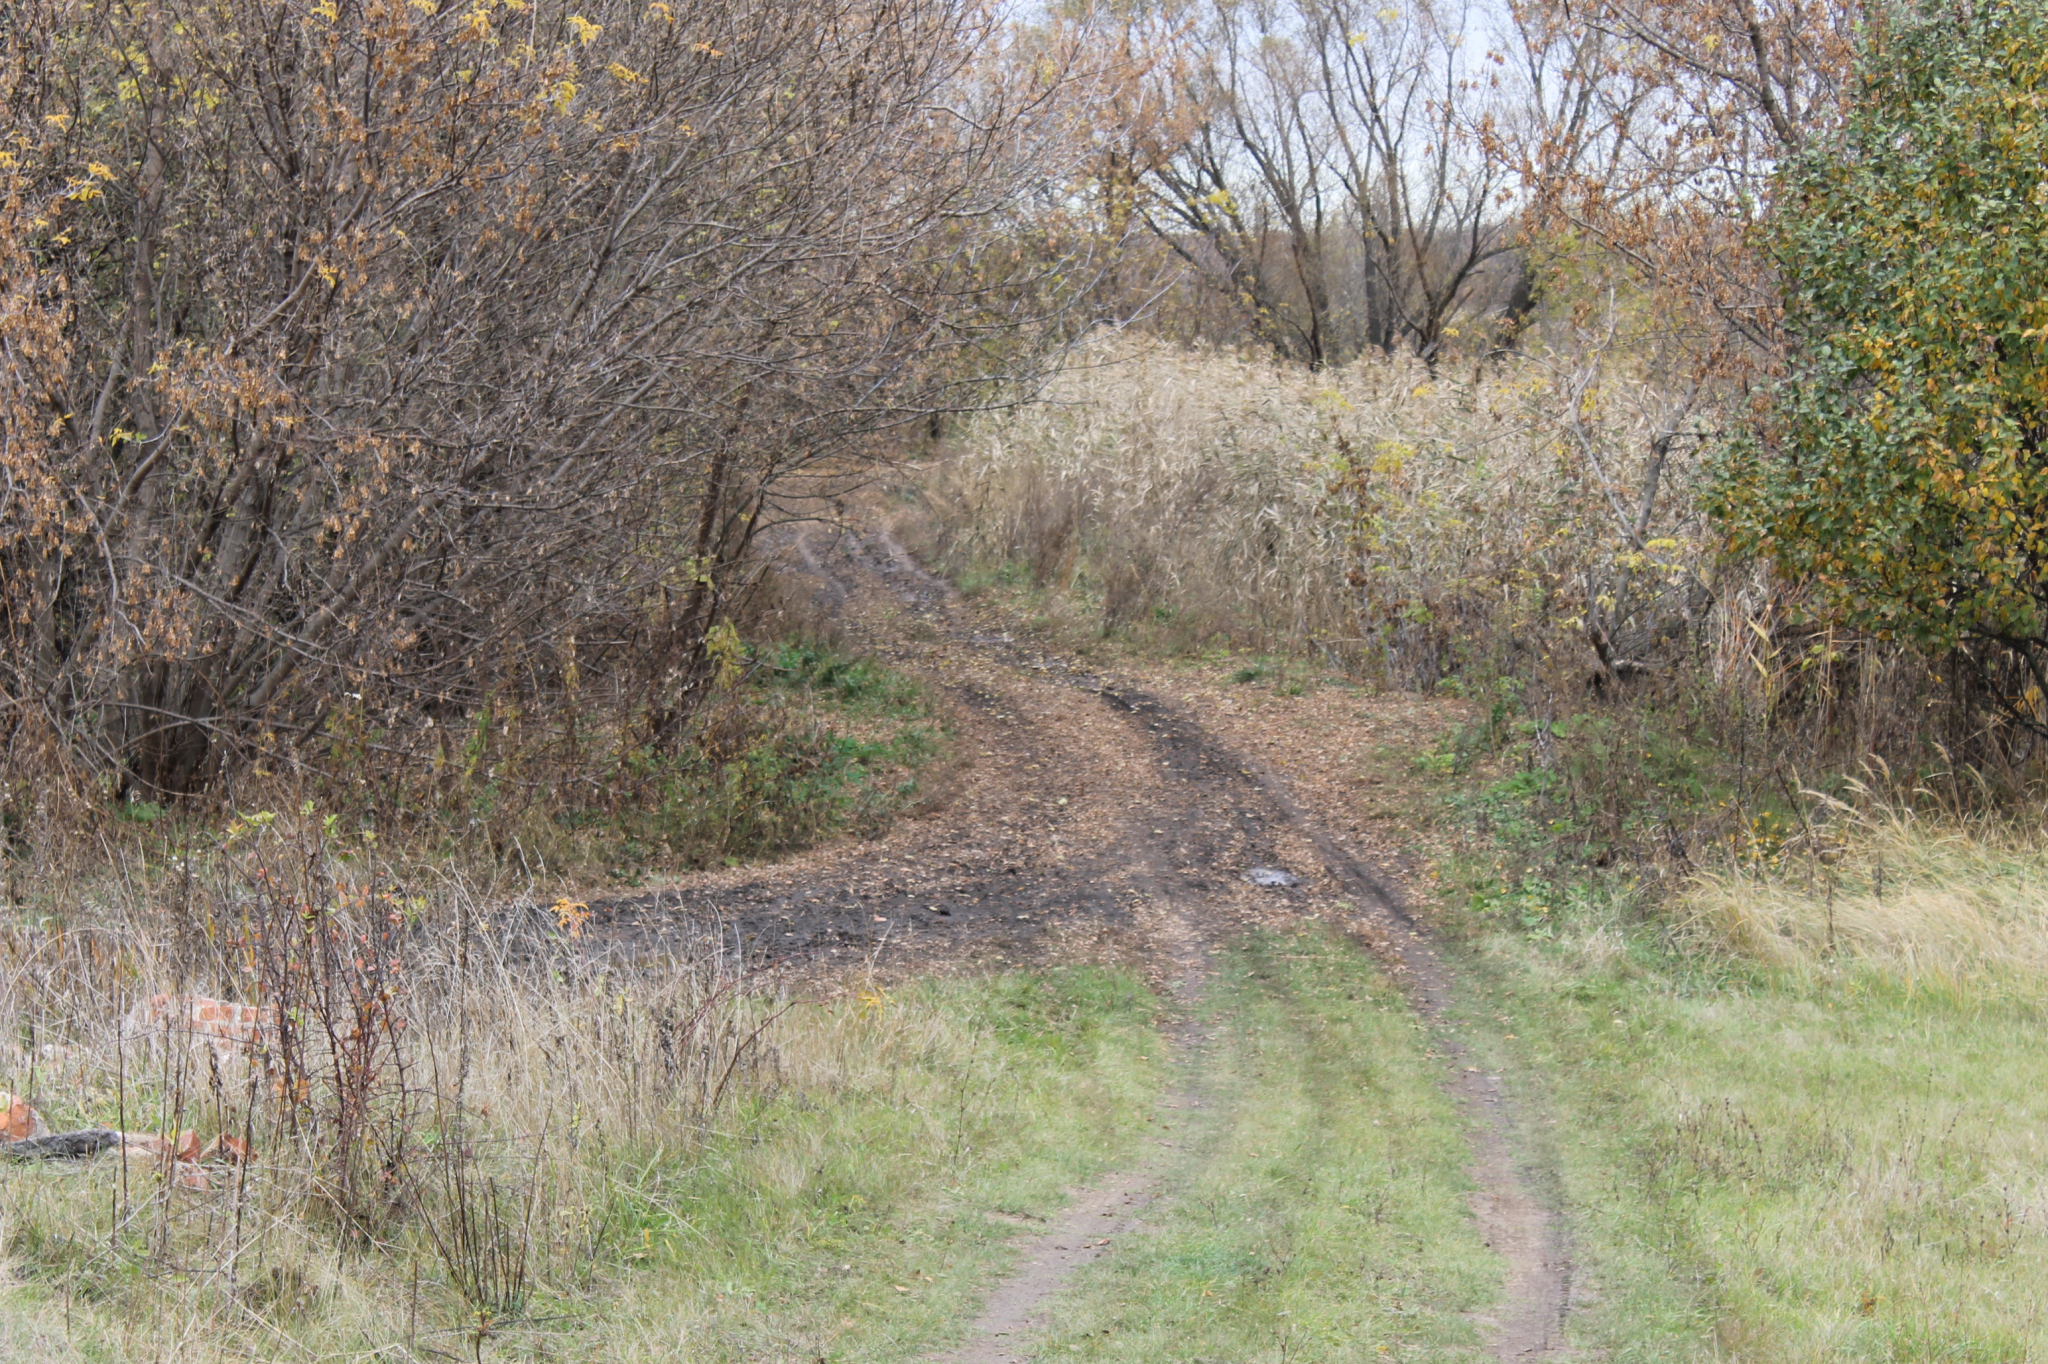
[562,643,943,873]
[1715,0,2048,731]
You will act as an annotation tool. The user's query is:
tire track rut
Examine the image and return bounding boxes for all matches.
[520,521,1570,1360]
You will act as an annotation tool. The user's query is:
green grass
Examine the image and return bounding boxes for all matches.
[1361,696,2048,1362]
[599,969,1168,1364]
[1044,927,1498,1363]
[555,639,951,877]
[1437,871,2048,1362]
[762,639,933,718]
[0,967,1166,1363]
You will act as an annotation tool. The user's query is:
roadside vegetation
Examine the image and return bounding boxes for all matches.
[1,938,1165,1363]
[12,638,949,899]
[566,639,951,882]
[1438,806,2048,1360]
[0,643,957,1360]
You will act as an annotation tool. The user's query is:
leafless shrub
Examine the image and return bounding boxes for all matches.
[419,1138,539,1333]
[1100,543,1160,633]
[231,830,419,1238]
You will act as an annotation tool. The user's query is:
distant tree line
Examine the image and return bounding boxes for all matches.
[1061,0,1849,370]
[12,0,2043,796]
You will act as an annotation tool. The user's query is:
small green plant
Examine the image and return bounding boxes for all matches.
[764,640,927,716]
[115,799,166,824]
[955,560,1029,598]
[1460,869,1571,935]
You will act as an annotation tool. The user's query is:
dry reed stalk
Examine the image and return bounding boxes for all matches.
[0,796,1044,1361]
[0,813,816,1342]
[928,336,1718,688]
[923,336,1976,806]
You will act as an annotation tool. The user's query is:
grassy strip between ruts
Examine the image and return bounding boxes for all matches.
[1155,648,2048,1362]
[1439,876,2048,1363]
[1042,925,1499,1364]
[0,968,1163,1364]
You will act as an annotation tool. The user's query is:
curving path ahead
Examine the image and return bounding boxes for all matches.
[550,516,1571,1361]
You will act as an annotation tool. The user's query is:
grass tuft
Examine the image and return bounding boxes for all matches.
[1682,784,2048,998]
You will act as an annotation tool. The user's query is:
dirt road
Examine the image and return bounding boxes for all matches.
[558,520,1572,1361]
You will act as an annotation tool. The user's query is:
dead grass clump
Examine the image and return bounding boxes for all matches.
[0,814,837,1356]
[1683,784,2048,994]
[0,808,1148,1361]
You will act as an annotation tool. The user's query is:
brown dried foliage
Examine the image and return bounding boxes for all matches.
[1517,0,1857,357]
[0,0,1110,801]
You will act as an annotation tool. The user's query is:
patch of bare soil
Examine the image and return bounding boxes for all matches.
[931,1169,1157,1364]
[535,527,1316,989]
[509,513,1569,1360]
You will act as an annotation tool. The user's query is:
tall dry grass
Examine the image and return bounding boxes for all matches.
[0,811,1028,1360]
[922,336,1714,689]
[919,336,1988,875]
[1685,783,2048,995]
